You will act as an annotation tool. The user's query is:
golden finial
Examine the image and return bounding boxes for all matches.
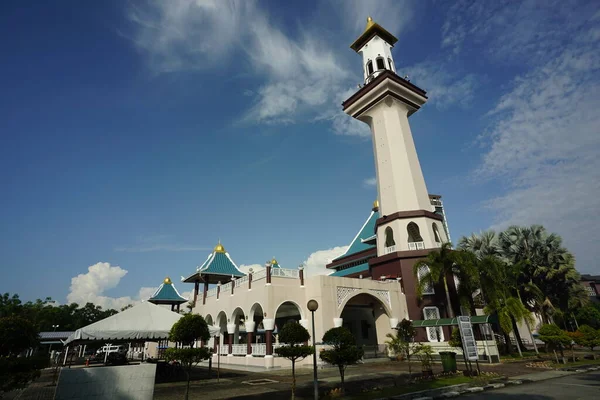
[271,257,278,265]
[214,241,226,253]
[372,199,380,211]
[164,277,172,285]
[365,16,375,31]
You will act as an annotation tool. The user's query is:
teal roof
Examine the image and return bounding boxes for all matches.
[271,258,281,268]
[149,278,187,304]
[198,251,245,277]
[330,262,369,277]
[332,210,379,261]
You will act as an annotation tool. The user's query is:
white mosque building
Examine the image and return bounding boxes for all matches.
[178,17,499,369]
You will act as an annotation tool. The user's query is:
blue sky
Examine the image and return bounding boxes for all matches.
[1,0,598,309]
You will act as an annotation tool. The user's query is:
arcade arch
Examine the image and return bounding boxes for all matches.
[274,301,302,334]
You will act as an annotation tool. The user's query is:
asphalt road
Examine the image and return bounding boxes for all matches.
[464,370,600,399]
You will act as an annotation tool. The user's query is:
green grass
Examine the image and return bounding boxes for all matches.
[344,375,474,400]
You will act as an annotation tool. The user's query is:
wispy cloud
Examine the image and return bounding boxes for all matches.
[363,177,377,188]
[456,2,600,273]
[125,0,465,137]
[115,234,209,253]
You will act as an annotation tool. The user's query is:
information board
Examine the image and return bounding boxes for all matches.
[457,316,478,361]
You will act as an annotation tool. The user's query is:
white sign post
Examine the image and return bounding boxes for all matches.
[457,316,478,361]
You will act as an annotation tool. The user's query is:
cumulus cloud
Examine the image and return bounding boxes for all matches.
[67,262,193,310]
[302,245,349,277]
[238,263,264,274]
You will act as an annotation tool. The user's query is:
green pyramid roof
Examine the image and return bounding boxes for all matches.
[329,262,370,277]
[148,277,188,305]
[197,245,245,277]
[332,209,379,262]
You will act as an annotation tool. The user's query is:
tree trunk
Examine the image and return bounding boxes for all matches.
[185,369,191,400]
[523,318,539,355]
[502,331,512,355]
[407,355,412,377]
[339,365,345,392]
[291,360,296,399]
[443,276,455,318]
[510,317,524,356]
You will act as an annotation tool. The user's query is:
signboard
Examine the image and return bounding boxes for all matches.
[457,316,478,361]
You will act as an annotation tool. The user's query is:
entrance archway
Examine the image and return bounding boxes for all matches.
[215,311,227,350]
[231,307,245,344]
[339,293,391,347]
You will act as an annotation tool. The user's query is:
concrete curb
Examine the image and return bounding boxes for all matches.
[376,364,600,400]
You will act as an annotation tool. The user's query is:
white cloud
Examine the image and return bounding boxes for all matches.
[403,62,478,109]
[363,177,377,187]
[125,0,426,136]
[302,246,349,277]
[67,262,193,310]
[238,263,264,274]
[473,21,600,273]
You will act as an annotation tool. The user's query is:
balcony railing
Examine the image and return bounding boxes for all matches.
[408,241,425,250]
[231,344,246,356]
[384,245,396,254]
[206,287,217,298]
[271,268,300,279]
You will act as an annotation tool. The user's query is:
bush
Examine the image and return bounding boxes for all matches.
[575,325,600,351]
[538,324,571,358]
[0,355,49,393]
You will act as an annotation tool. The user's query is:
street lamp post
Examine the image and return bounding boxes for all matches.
[307,299,319,400]
[49,324,59,354]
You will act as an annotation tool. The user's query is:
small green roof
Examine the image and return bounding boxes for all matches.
[332,209,379,262]
[148,277,188,305]
[270,257,281,268]
[330,262,370,277]
[197,243,245,277]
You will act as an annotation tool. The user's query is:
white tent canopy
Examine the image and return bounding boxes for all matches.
[64,301,221,345]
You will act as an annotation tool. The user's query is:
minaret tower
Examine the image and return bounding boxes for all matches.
[342,18,455,332]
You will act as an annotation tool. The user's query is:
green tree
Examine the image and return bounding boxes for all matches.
[538,324,571,358]
[385,319,416,375]
[275,321,313,399]
[320,327,364,392]
[168,314,211,400]
[575,325,600,351]
[413,344,434,374]
[576,305,600,329]
[0,316,48,393]
[169,314,210,347]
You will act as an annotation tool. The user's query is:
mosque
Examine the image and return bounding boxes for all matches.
[158,17,498,368]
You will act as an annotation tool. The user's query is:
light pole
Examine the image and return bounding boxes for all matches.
[307,299,319,400]
[49,324,59,354]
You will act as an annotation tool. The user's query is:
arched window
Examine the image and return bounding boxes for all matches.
[385,227,396,247]
[417,265,435,295]
[376,57,385,71]
[388,58,394,71]
[407,222,424,250]
[432,223,441,243]
[366,60,374,75]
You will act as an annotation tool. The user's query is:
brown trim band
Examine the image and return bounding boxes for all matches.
[351,90,421,119]
[368,249,432,267]
[342,70,427,111]
[326,247,377,269]
[375,209,443,228]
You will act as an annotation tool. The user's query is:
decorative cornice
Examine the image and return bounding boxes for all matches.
[375,210,443,228]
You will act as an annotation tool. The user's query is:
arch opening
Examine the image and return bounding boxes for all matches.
[366,60,374,75]
[274,301,302,338]
[339,293,391,358]
[433,223,441,243]
[250,303,265,344]
[385,226,396,247]
[376,57,385,71]
[231,307,245,344]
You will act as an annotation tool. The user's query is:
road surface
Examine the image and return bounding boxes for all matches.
[464,370,600,399]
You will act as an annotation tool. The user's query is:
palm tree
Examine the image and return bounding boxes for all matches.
[413,243,477,318]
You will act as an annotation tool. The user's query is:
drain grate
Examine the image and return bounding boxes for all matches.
[242,378,279,386]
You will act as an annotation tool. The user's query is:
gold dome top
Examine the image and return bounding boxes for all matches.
[214,242,226,253]
[163,277,172,285]
[372,199,380,211]
[365,16,375,31]
[271,257,278,265]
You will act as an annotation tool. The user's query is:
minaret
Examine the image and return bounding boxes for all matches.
[343,17,449,257]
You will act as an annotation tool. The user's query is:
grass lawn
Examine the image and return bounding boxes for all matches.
[559,358,600,368]
[344,375,477,400]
